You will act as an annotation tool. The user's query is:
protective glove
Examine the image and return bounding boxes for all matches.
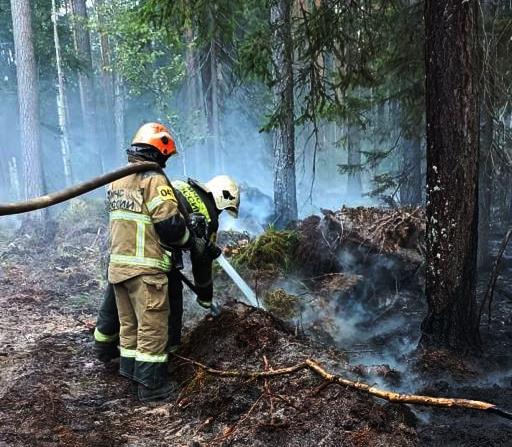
[189,235,221,261]
[189,213,208,239]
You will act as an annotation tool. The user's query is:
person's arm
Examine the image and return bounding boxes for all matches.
[144,174,189,248]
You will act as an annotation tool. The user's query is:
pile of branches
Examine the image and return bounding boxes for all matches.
[322,206,425,258]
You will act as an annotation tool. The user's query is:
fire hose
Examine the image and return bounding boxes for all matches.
[0,162,160,215]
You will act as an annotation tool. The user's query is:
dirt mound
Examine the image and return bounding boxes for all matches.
[168,303,418,446]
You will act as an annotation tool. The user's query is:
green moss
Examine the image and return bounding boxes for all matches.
[232,228,299,273]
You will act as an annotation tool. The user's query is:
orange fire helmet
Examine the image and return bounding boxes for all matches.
[131,122,177,156]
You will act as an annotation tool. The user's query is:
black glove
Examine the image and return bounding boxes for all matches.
[189,213,207,239]
[189,235,221,261]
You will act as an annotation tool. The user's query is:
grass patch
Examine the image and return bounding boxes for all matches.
[232,228,299,273]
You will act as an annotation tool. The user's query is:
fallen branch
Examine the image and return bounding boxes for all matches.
[174,354,512,421]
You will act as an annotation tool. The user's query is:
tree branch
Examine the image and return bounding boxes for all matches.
[174,354,512,420]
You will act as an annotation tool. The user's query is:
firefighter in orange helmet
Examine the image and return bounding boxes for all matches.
[103,122,188,402]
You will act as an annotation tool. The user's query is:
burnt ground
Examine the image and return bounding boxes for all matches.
[0,220,416,447]
[0,215,511,446]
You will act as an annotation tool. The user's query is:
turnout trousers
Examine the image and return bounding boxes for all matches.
[94,269,185,359]
[113,273,170,389]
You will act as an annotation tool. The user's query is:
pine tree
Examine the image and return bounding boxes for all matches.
[420,0,481,351]
[270,0,297,227]
[10,0,46,223]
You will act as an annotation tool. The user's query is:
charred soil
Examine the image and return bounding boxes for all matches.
[1,207,511,446]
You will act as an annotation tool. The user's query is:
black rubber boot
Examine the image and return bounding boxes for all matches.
[137,382,175,403]
[94,341,120,363]
[120,356,136,380]
[135,361,174,402]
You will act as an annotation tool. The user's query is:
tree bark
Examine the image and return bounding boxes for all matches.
[271,0,298,227]
[94,0,116,168]
[113,73,125,161]
[346,123,362,198]
[70,0,102,174]
[10,0,46,223]
[478,0,498,269]
[52,0,73,187]
[420,0,481,351]
[400,136,422,206]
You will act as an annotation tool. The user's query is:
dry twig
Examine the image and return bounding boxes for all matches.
[174,354,512,420]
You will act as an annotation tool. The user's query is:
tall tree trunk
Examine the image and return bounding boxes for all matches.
[70,0,102,174]
[201,46,216,172]
[420,0,481,351]
[52,0,73,187]
[271,0,298,227]
[94,0,116,169]
[478,85,494,269]
[8,157,21,200]
[10,0,46,223]
[184,27,200,177]
[113,73,125,162]
[478,0,498,269]
[346,123,362,198]
[400,136,422,206]
[202,4,223,173]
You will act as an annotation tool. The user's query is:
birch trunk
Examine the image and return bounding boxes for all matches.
[113,73,125,162]
[52,0,73,186]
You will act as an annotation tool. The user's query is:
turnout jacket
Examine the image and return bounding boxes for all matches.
[173,179,220,302]
[107,168,188,284]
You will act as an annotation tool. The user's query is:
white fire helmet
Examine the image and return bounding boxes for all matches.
[205,175,240,218]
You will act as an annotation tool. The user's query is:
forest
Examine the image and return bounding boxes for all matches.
[1,0,512,446]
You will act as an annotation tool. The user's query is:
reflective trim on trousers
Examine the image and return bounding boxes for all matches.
[135,351,168,363]
[120,347,137,358]
[94,327,118,343]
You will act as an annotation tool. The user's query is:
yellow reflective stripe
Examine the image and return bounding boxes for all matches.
[111,210,151,224]
[110,254,171,270]
[94,328,118,343]
[136,222,145,257]
[173,181,211,223]
[147,196,165,213]
[136,352,168,363]
[120,347,136,358]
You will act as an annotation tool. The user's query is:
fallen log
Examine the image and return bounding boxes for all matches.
[0,161,160,215]
[174,354,512,421]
